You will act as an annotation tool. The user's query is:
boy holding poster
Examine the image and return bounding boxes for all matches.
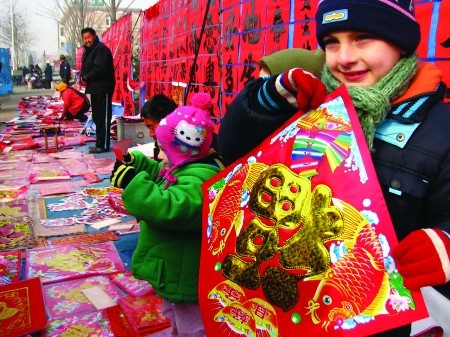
[217,0,449,335]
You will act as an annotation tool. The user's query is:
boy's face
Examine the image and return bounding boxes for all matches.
[143,117,159,138]
[156,141,171,168]
[323,31,402,87]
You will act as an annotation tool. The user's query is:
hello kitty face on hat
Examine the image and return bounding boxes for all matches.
[155,93,214,188]
[173,119,207,150]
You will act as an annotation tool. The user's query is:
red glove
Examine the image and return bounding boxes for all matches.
[392,228,450,290]
[275,67,327,113]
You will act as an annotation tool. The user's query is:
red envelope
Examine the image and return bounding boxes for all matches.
[113,139,132,162]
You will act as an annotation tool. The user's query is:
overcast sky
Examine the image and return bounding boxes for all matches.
[5,0,155,60]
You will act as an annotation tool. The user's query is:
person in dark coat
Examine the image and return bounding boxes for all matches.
[80,27,115,154]
[59,54,71,84]
[44,63,53,89]
[34,64,42,77]
[22,66,29,77]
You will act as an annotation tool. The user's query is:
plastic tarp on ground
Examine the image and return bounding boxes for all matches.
[0,48,13,96]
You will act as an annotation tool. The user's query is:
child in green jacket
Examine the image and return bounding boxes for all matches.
[111,93,223,337]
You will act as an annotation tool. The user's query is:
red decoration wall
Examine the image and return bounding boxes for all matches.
[102,14,134,116]
[137,0,450,118]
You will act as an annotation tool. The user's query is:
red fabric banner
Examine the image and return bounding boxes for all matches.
[75,47,83,72]
[138,0,450,120]
[102,14,134,115]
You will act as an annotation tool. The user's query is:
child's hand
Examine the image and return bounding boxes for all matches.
[110,163,136,189]
[277,67,327,112]
[123,152,135,165]
[392,228,450,290]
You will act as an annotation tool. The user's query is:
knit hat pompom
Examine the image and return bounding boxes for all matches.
[315,0,420,55]
[190,92,212,111]
[155,93,214,188]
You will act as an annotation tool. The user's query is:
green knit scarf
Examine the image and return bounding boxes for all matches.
[321,54,419,149]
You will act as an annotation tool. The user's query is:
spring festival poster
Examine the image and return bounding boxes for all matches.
[199,86,428,337]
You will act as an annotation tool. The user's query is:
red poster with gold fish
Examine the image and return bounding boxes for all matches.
[199,86,428,337]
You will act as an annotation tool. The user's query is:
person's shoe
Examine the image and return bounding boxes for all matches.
[88,147,109,154]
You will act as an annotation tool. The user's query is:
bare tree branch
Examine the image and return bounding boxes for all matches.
[48,0,136,65]
[55,0,103,63]
[0,0,33,68]
[103,0,135,23]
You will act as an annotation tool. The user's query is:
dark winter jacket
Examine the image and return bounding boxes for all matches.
[59,60,71,82]
[44,64,53,82]
[218,63,450,240]
[372,63,450,242]
[373,63,450,315]
[218,76,297,166]
[81,37,115,94]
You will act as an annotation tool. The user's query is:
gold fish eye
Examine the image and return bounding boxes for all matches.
[220,228,226,236]
[261,191,272,203]
[282,201,292,211]
[270,177,281,187]
[290,185,299,194]
[322,295,332,305]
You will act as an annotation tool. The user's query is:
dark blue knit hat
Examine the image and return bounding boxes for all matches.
[315,0,420,55]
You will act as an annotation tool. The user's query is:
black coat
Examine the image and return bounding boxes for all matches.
[81,37,115,94]
[44,65,53,82]
[59,60,71,82]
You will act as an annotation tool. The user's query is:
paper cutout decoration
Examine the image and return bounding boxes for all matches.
[34,219,87,238]
[0,216,36,251]
[29,165,71,184]
[0,183,29,202]
[0,277,47,337]
[82,171,102,184]
[106,305,137,337]
[199,87,428,337]
[25,241,126,284]
[110,270,154,297]
[118,293,170,335]
[46,231,119,247]
[43,275,124,319]
[42,310,114,337]
[0,201,28,217]
[0,250,21,284]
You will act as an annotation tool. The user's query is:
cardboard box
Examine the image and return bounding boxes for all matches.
[117,117,154,147]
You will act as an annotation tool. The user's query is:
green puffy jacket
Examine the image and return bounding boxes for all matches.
[122,151,222,303]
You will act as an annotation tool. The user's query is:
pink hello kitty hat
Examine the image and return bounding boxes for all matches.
[155,93,214,188]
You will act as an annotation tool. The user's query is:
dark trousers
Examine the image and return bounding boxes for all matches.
[90,92,112,150]
[66,100,90,122]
